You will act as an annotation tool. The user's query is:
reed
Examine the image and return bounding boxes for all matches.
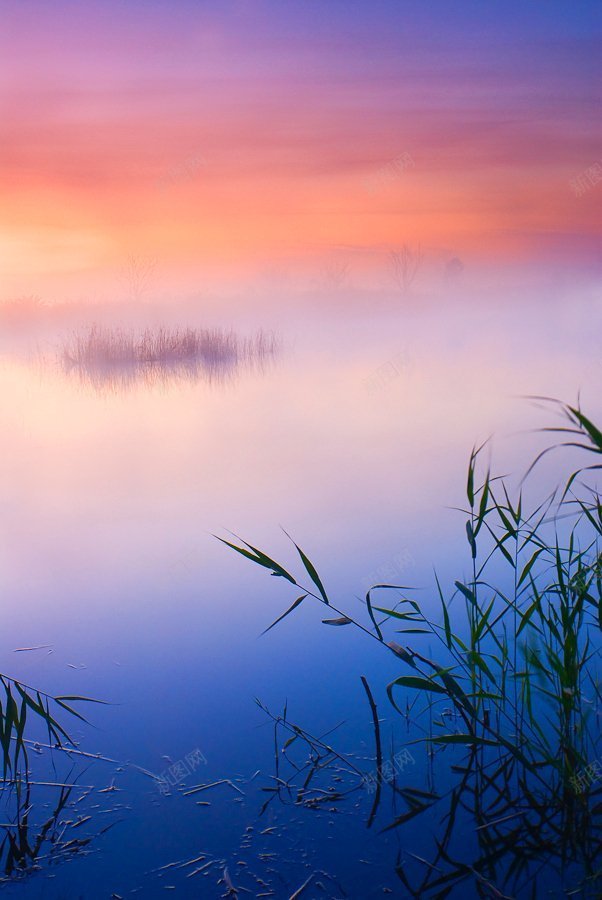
[0,673,103,781]
[62,324,277,367]
[220,399,602,894]
[59,324,278,390]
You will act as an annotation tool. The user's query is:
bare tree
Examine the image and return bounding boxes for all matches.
[120,253,158,302]
[390,244,423,295]
[322,259,349,291]
[445,256,464,282]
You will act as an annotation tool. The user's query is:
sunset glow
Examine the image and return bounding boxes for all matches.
[2,1,600,299]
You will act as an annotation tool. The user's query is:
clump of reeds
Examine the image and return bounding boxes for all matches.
[59,324,278,390]
[220,399,602,895]
[0,673,102,781]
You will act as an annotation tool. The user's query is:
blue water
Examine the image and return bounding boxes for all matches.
[1,288,600,896]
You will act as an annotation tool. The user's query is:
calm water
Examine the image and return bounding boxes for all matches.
[1,286,600,897]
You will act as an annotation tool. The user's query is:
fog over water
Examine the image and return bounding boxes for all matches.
[1,0,601,893]
[0,271,599,893]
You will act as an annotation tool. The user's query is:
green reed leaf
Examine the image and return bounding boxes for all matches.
[261,595,307,636]
[283,532,329,604]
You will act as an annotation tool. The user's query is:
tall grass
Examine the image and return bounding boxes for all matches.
[62,324,277,367]
[220,399,602,895]
[60,324,278,390]
[0,674,101,781]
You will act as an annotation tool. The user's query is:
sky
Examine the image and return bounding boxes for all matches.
[1,0,601,297]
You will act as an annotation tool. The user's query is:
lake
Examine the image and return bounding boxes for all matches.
[1,280,600,897]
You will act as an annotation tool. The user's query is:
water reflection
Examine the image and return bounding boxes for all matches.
[0,765,125,888]
[258,695,602,897]
[390,743,602,897]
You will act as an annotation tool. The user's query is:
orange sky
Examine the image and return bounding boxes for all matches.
[1,1,600,297]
